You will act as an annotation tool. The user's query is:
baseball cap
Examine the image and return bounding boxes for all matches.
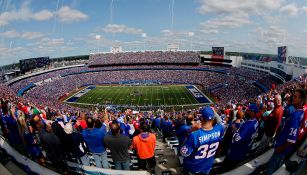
[201,107,214,120]
[248,104,259,113]
[64,123,73,134]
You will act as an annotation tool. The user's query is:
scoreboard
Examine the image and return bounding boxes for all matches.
[212,47,224,59]
[20,57,50,72]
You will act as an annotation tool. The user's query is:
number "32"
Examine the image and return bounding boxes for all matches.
[195,142,219,159]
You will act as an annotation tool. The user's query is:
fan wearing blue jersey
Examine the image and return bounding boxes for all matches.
[266,89,306,175]
[180,107,224,175]
[221,104,259,173]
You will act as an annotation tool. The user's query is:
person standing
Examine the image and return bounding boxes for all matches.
[221,104,259,172]
[180,107,224,175]
[104,122,132,170]
[133,122,156,174]
[266,89,306,175]
[64,122,90,166]
[82,117,108,168]
[257,94,283,153]
[39,122,68,174]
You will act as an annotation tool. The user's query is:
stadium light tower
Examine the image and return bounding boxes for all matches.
[95,35,101,53]
[188,32,194,51]
[142,33,147,51]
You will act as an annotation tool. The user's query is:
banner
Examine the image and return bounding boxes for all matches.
[277,46,287,63]
[212,47,224,60]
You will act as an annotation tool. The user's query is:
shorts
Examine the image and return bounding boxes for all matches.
[138,156,156,170]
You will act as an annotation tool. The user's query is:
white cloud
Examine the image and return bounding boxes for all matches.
[21,32,46,40]
[280,4,299,16]
[198,0,282,15]
[200,12,250,32]
[304,30,307,34]
[0,7,33,26]
[200,29,219,34]
[0,6,52,26]
[34,10,53,21]
[0,30,20,38]
[197,0,284,28]
[52,38,65,45]
[160,30,191,37]
[103,24,143,35]
[302,7,307,14]
[56,6,88,23]
[0,30,46,40]
[0,4,88,26]
[254,26,287,46]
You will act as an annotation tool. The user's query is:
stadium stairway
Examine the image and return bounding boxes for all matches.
[1,161,27,175]
[154,131,183,175]
[0,163,12,175]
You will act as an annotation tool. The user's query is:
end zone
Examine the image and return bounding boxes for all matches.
[65,86,96,103]
[186,85,212,104]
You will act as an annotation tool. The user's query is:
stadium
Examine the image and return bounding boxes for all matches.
[0,1,307,175]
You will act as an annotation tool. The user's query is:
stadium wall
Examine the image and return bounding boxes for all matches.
[6,64,84,85]
[240,60,307,82]
[0,136,148,175]
[60,67,228,77]
[199,54,242,67]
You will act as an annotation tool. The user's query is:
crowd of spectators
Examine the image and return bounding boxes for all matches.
[19,70,264,110]
[0,73,306,174]
[10,67,85,94]
[1,54,306,174]
[88,51,200,66]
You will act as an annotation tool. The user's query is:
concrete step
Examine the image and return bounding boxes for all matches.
[0,163,12,175]
[4,161,27,175]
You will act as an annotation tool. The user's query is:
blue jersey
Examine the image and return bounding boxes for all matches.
[227,119,258,161]
[1,114,22,145]
[154,117,161,129]
[176,124,192,145]
[275,109,304,155]
[161,119,173,133]
[180,124,224,174]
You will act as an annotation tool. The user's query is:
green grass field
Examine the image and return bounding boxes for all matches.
[66,85,208,107]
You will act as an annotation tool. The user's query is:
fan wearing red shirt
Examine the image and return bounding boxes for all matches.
[257,94,283,153]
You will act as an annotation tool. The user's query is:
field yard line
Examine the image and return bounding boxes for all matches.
[150,86,153,106]
[156,86,160,106]
[124,87,131,106]
[182,86,197,104]
[111,86,123,104]
[99,86,110,104]
[144,86,148,106]
[65,101,209,108]
[171,86,180,105]
[64,85,212,107]
[138,86,144,106]
[76,86,95,104]
[193,85,213,104]
[129,86,136,106]
[162,86,166,105]
[64,86,90,102]
[178,86,185,105]
[99,87,109,104]
[84,89,97,103]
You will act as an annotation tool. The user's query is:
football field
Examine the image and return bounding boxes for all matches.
[65,85,211,107]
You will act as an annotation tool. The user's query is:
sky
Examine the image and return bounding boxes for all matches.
[0,0,307,66]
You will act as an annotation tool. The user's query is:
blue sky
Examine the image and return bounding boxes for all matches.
[0,0,307,66]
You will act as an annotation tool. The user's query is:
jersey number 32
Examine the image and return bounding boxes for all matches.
[195,142,219,159]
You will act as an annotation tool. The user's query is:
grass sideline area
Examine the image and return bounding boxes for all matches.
[64,85,211,109]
